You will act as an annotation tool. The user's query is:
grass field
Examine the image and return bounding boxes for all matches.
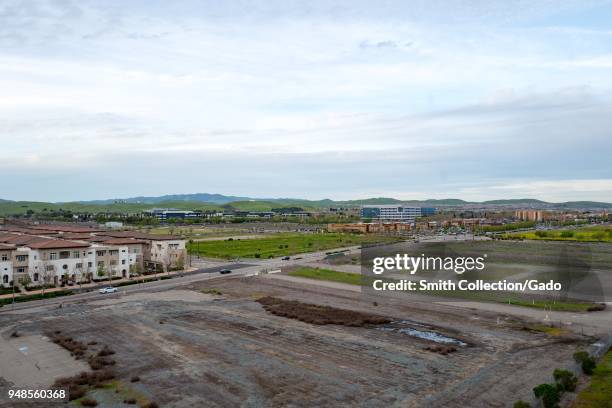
[288,267,365,285]
[287,267,599,312]
[504,225,612,243]
[187,233,399,259]
[572,351,612,408]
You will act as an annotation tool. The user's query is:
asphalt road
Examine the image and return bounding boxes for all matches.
[0,245,362,313]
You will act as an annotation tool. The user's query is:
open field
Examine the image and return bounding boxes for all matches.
[572,350,612,407]
[187,233,400,259]
[504,225,612,243]
[0,275,597,407]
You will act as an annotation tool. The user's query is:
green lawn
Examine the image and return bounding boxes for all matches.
[286,268,599,312]
[573,351,612,408]
[288,267,366,285]
[504,226,612,243]
[187,233,399,259]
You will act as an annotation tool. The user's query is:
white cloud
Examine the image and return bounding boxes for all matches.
[1,0,612,201]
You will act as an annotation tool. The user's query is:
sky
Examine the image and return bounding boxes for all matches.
[1,0,612,202]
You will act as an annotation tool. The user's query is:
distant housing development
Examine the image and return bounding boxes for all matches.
[0,223,186,288]
[360,205,436,223]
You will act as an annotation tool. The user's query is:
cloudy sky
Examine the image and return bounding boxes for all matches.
[2,0,612,202]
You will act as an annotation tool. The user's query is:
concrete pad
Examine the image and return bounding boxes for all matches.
[0,334,89,388]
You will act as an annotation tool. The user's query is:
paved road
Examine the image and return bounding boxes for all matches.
[0,245,362,313]
[0,263,260,313]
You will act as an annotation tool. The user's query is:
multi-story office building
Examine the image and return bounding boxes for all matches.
[360,205,436,223]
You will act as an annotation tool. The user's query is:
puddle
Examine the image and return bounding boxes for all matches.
[378,320,467,346]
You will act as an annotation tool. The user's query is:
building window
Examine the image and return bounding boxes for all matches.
[16,255,27,262]
[110,260,117,266]
[76,263,83,269]
[121,260,126,265]
[62,264,68,270]
[88,262,93,268]
[17,267,25,273]
[1,254,7,261]
[46,265,54,271]
[33,273,39,281]
[73,251,80,258]
[96,251,105,256]
[110,250,119,256]
[97,261,104,267]
[50,252,58,260]
[2,275,7,284]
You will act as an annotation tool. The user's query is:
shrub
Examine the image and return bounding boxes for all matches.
[582,357,597,375]
[553,369,578,392]
[97,345,115,357]
[574,350,589,362]
[80,398,98,407]
[533,383,560,408]
[123,398,137,404]
[513,401,531,408]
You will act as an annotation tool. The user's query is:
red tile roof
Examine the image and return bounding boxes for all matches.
[27,240,91,249]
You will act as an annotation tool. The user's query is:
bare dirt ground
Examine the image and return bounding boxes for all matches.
[0,275,594,407]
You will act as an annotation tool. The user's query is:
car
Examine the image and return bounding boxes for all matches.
[99,287,118,294]
[219,269,232,274]
[282,256,290,260]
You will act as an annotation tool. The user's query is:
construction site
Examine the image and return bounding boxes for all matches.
[1,266,606,407]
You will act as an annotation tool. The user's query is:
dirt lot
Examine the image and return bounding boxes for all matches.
[0,275,594,407]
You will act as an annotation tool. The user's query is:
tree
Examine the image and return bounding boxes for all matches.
[40,260,54,295]
[18,274,32,288]
[97,264,106,280]
[175,253,185,271]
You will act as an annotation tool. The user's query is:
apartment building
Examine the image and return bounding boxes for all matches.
[0,243,14,286]
[0,223,187,288]
[515,210,544,222]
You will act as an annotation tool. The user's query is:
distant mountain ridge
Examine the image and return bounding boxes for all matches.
[82,193,253,205]
[1,194,611,210]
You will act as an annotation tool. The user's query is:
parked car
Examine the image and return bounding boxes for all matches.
[282,256,290,260]
[99,287,118,294]
[219,269,232,275]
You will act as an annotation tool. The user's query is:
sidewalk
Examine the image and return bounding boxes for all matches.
[0,267,197,301]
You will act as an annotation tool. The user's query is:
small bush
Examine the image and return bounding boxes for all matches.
[553,368,578,392]
[97,345,116,357]
[533,383,560,408]
[123,398,137,404]
[513,401,531,408]
[80,398,98,407]
[574,351,589,362]
[582,357,597,375]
